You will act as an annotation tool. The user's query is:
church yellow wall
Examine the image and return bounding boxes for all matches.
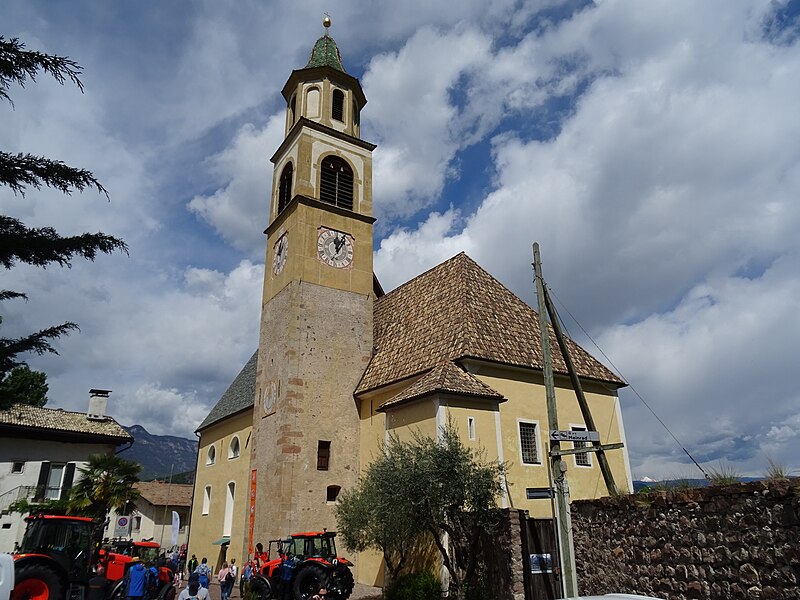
[188,410,253,572]
[472,366,630,516]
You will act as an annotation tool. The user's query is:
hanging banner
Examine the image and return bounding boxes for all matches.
[248,469,257,556]
[171,511,180,546]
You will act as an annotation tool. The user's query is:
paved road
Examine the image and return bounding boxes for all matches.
[188,579,382,600]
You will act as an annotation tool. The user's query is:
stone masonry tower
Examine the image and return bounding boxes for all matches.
[250,19,376,546]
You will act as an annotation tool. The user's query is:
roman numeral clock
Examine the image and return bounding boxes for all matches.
[317,227,354,269]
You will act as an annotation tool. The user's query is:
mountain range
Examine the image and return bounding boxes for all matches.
[121,424,198,482]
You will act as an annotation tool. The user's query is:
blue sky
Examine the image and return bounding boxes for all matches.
[2,0,800,480]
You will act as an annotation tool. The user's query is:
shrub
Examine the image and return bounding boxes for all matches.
[385,571,441,600]
[707,462,741,486]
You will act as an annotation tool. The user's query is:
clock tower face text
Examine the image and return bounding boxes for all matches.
[272,233,288,275]
[316,228,354,269]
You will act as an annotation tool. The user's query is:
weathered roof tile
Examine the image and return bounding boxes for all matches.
[0,404,131,441]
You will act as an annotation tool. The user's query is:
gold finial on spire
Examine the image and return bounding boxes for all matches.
[323,13,332,34]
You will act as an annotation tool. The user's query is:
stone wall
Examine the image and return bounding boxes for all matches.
[571,480,800,599]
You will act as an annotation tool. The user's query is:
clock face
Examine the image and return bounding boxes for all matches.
[272,233,288,275]
[263,380,277,414]
[317,228,354,268]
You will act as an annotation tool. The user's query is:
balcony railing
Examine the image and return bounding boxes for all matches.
[0,485,37,513]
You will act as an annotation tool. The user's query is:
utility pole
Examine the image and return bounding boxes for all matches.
[533,243,578,598]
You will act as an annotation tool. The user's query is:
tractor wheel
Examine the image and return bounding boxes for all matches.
[333,568,354,600]
[249,576,273,600]
[12,564,63,600]
[291,564,326,600]
[158,584,176,600]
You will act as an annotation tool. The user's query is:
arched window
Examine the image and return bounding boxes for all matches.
[228,436,240,459]
[353,100,360,131]
[289,95,296,125]
[278,163,293,214]
[319,156,353,211]
[202,486,211,515]
[206,445,216,466]
[332,89,344,122]
[223,482,235,536]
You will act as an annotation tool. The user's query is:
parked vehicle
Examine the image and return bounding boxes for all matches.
[11,514,175,600]
[250,531,354,600]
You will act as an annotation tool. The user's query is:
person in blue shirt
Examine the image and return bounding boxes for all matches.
[194,557,211,589]
[126,558,148,600]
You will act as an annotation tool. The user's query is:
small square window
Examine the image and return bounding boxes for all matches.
[11,461,24,474]
[317,441,331,471]
[572,426,591,467]
[326,485,341,503]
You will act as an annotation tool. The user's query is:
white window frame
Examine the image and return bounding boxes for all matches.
[467,416,476,441]
[517,419,542,466]
[202,485,211,515]
[228,436,240,460]
[206,445,216,466]
[570,424,592,468]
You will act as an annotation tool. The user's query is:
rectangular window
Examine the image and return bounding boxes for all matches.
[11,461,24,474]
[468,417,476,441]
[572,426,591,467]
[518,422,539,465]
[46,463,65,499]
[317,441,331,471]
[133,516,142,531]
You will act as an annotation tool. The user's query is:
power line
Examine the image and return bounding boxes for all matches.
[545,283,710,481]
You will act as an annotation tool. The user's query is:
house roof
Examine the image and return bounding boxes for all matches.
[0,404,132,442]
[196,351,258,432]
[134,481,193,508]
[378,360,505,411]
[357,252,624,395]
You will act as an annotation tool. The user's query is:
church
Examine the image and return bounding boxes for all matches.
[187,21,632,587]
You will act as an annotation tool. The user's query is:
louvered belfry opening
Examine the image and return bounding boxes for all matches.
[278,162,293,213]
[319,156,353,210]
[332,89,344,122]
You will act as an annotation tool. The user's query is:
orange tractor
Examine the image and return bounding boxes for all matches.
[11,514,175,600]
[250,531,354,600]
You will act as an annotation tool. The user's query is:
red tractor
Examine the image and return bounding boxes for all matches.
[11,514,175,600]
[250,531,354,600]
[102,540,176,600]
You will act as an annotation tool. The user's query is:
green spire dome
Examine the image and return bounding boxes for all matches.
[305,33,347,73]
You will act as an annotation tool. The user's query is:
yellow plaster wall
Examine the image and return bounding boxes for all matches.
[188,410,253,571]
[439,400,501,461]
[473,367,630,517]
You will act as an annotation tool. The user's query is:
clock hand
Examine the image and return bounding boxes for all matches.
[334,234,345,254]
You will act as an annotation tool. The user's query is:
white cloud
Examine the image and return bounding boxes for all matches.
[188,117,285,256]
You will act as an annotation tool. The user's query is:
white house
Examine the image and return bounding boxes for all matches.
[0,390,132,553]
[104,481,192,550]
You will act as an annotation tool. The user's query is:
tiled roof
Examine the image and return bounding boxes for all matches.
[134,481,193,508]
[0,404,132,441]
[196,351,257,432]
[357,253,623,395]
[305,34,346,72]
[378,360,505,411]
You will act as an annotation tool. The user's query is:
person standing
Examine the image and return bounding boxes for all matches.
[87,565,109,600]
[239,561,252,597]
[195,557,211,589]
[126,557,147,600]
[178,574,210,600]
[216,562,232,600]
[187,554,198,579]
[228,559,238,597]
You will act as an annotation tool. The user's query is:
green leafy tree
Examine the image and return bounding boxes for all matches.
[335,422,505,600]
[0,365,49,409]
[68,453,141,520]
[0,36,128,377]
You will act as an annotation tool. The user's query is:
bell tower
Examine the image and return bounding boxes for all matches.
[250,18,376,546]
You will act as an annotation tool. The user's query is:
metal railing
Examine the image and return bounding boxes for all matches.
[0,485,37,513]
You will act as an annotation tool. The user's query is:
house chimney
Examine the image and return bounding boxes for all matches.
[88,389,111,421]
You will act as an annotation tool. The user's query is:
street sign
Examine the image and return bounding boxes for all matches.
[549,429,600,442]
[114,516,131,537]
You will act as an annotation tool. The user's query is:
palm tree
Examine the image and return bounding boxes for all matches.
[68,453,141,519]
